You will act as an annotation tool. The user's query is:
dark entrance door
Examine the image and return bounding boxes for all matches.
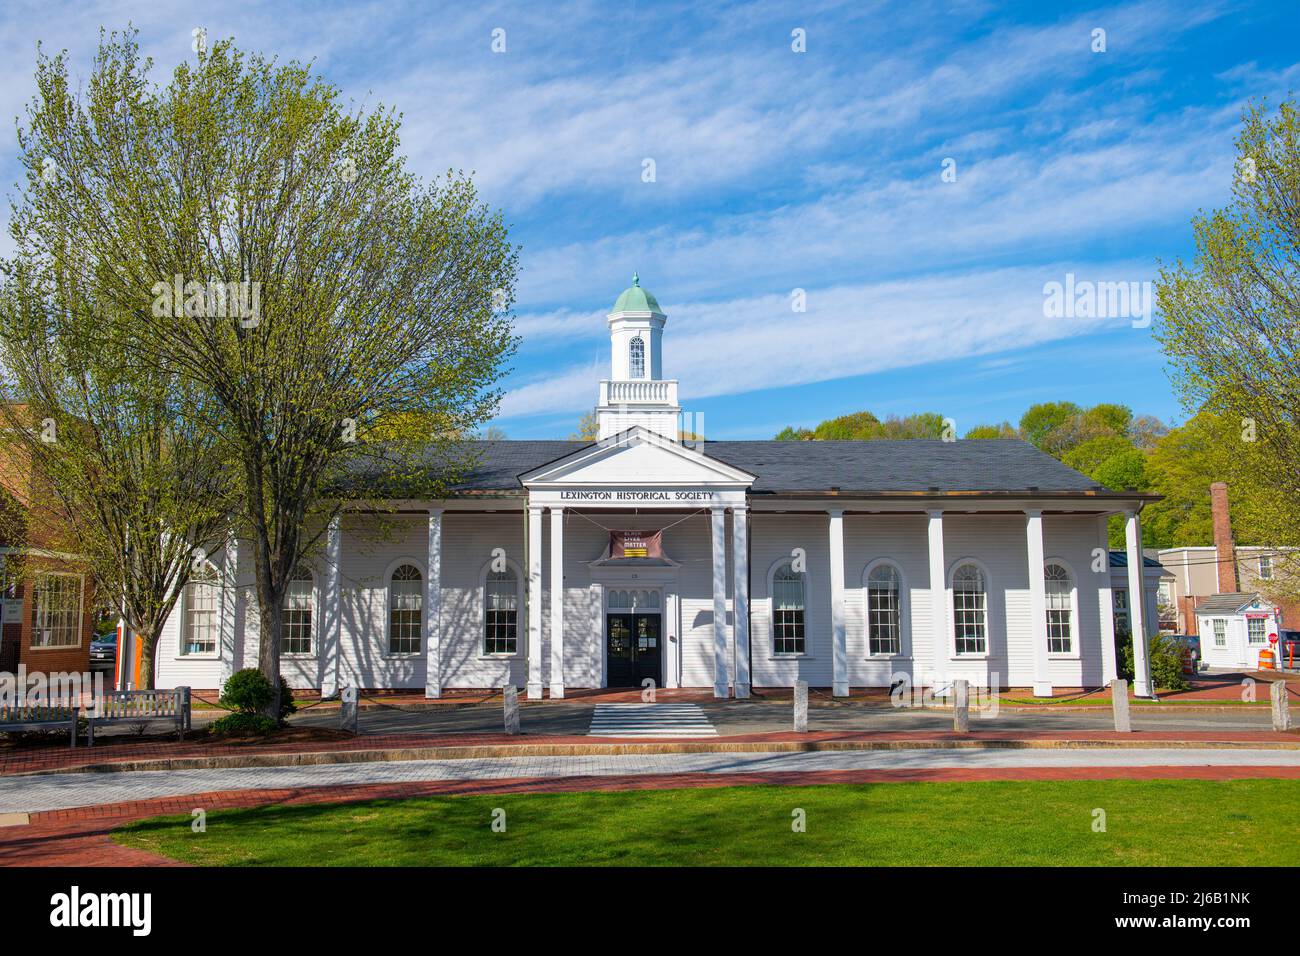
[606,613,662,687]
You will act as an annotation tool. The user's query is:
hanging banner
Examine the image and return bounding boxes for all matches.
[610,530,663,559]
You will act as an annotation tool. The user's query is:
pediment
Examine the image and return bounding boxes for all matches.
[521,427,754,487]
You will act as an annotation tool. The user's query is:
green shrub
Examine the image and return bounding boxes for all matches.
[219,668,274,714]
[210,712,277,737]
[1118,631,1189,692]
[218,668,297,727]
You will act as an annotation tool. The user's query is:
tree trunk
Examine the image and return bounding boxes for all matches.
[136,623,158,690]
[256,581,283,722]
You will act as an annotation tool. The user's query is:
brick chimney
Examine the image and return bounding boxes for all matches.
[1210,481,1239,593]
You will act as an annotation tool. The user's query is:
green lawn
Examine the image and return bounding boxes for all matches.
[114,779,1300,866]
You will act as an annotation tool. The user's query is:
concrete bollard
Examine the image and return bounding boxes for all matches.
[340,687,358,733]
[503,684,520,735]
[953,679,970,733]
[1272,679,1292,732]
[793,680,808,733]
[1111,678,1131,732]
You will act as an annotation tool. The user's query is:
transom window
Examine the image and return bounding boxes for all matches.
[1247,618,1266,645]
[388,564,423,655]
[951,563,987,655]
[31,573,82,649]
[1045,563,1073,654]
[629,336,645,378]
[181,567,219,656]
[608,589,660,611]
[281,572,314,656]
[484,568,519,655]
[867,564,901,656]
[772,563,806,655]
[1212,618,1226,647]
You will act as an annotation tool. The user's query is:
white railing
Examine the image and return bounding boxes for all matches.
[600,379,677,405]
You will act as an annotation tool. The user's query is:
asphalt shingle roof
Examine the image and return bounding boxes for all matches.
[421,437,1118,496]
[1194,593,1262,614]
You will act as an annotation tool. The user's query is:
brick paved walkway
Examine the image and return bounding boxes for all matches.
[4,728,1296,777]
[5,746,1300,814]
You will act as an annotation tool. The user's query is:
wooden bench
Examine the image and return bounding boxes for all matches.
[88,687,191,746]
[0,703,80,748]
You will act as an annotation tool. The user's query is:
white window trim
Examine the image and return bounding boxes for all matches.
[478,556,524,659]
[862,558,910,660]
[176,563,222,660]
[767,556,811,659]
[384,557,427,659]
[29,570,85,651]
[280,570,319,659]
[947,557,992,660]
[1044,557,1080,661]
[629,335,646,379]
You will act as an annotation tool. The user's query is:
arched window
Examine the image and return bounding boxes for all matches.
[951,563,987,655]
[1045,562,1073,654]
[388,564,423,655]
[867,563,902,656]
[772,562,806,655]
[181,566,218,656]
[629,336,646,378]
[281,570,314,656]
[484,567,520,655]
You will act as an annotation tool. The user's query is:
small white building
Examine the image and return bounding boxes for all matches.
[154,276,1162,698]
[1194,593,1282,670]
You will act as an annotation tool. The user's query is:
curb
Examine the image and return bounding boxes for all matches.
[17,735,1300,777]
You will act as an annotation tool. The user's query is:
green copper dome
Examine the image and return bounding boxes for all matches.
[611,272,663,313]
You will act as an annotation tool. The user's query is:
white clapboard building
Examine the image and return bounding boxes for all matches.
[155,276,1160,698]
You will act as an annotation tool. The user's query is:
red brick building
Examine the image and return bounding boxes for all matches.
[0,408,95,678]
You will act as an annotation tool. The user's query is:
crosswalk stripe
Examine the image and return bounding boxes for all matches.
[588,703,718,737]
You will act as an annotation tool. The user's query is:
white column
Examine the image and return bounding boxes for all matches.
[320,516,342,697]
[549,507,565,699]
[1025,510,1053,698]
[527,504,544,699]
[219,531,239,688]
[829,508,848,697]
[710,506,729,698]
[1125,509,1152,697]
[424,508,443,698]
[927,509,948,692]
[732,505,751,698]
[1098,515,1118,684]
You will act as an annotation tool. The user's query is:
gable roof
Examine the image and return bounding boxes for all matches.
[339,437,1150,499]
[1194,592,1270,615]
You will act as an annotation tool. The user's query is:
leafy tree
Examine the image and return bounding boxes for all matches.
[876,412,945,439]
[1129,414,1170,452]
[774,425,813,441]
[1081,403,1133,438]
[571,409,599,441]
[1061,435,1134,477]
[11,32,517,713]
[1019,401,1081,450]
[1,101,237,689]
[963,422,1018,439]
[813,411,881,440]
[1156,97,1300,600]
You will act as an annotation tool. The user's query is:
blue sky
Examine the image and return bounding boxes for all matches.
[2,1,1296,438]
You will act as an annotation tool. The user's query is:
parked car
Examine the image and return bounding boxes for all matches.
[1167,634,1201,674]
[1280,630,1300,669]
[89,636,116,674]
